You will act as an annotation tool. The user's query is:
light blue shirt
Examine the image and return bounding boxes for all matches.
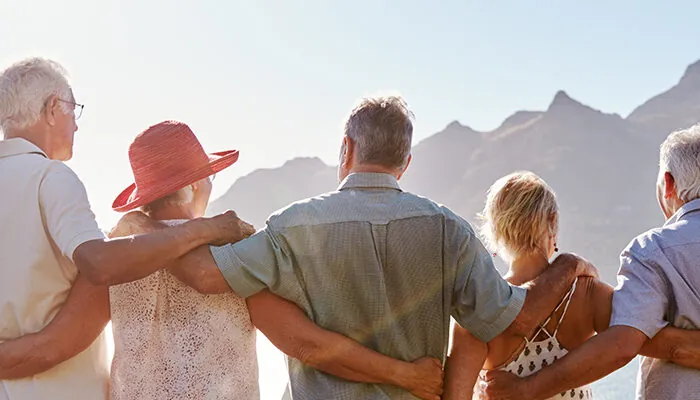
[611,198,700,400]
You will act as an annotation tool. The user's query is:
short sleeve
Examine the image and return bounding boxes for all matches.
[211,224,303,301]
[38,162,105,262]
[447,212,526,342]
[610,243,669,339]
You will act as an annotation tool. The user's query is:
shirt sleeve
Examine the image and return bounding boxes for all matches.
[210,223,303,302]
[38,162,106,262]
[447,212,527,343]
[610,241,670,339]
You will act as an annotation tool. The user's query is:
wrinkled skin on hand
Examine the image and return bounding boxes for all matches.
[407,357,444,400]
[207,210,256,246]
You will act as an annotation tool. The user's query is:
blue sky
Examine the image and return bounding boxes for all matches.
[3,1,698,397]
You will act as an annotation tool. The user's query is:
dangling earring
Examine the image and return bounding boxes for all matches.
[554,243,559,252]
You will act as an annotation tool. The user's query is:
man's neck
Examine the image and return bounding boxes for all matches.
[664,198,687,220]
[5,127,51,158]
[348,164,401,179]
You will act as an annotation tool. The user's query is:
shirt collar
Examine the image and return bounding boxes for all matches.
[0,138,48,159]
[665,198,700,225]
[337,172,402,192]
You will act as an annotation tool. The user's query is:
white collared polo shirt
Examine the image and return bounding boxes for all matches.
[0,137,108,400]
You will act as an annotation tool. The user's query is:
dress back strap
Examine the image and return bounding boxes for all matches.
[526,315,552,344]
[525,277,579,342]
[553,278,578,337]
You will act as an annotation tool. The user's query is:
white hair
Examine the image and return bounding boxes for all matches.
[142,185,195,214]
[659,124,700,202]
[0,57,72,133]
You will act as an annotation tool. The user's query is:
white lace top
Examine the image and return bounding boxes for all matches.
[109,220,259,400]
[500,279,593,400]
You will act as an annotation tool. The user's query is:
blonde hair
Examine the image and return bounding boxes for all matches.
[479,171,559,262]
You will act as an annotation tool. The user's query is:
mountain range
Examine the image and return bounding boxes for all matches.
[210,59,700,283]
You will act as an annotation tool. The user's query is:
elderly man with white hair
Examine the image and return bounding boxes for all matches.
[483,124,700,400]
[0,57,250,400]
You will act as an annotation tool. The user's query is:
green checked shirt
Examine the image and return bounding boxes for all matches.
[211,172,526,399]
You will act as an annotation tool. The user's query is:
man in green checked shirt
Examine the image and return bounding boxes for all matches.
[125,95,595,399]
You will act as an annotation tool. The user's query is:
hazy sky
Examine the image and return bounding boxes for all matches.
[0,0,700,231]
[3,0,699,229]
[2,1,698,397]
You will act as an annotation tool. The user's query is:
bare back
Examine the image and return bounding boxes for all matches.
[484,276,604,370]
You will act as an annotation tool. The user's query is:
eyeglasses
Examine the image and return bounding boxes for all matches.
[58,99,84,120]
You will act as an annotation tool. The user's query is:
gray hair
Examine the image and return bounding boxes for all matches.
[659,124,700,202]
[141,185,195,215]
[343,95,414,169]
[0,57,72,133]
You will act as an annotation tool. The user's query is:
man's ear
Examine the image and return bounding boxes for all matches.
[663,172,676,199]
[396,154,412,180]
[341,136,354,168]
[43,95,60,126]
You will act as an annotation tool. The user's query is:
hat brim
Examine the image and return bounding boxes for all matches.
[112,149,239,212]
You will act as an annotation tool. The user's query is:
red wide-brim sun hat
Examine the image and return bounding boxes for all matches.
[112,120,239,212]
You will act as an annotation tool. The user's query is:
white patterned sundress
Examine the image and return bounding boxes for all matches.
[499,279,593,399]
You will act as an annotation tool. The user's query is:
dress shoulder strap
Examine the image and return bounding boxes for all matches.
[553,278,578,336]
[525,278,576,342]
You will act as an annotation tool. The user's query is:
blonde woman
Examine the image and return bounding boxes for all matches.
[444,171,700,400]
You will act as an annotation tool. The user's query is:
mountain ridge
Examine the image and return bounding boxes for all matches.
[210,58,700,282]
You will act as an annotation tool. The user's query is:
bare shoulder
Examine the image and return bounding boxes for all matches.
[575,276,597,300]
[579,276,613,300]
[555,276,600,347]
[568,276,614,337]
[108,211,159,238]
[570,276,612,316]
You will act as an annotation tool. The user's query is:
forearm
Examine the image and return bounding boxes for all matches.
[167,246,233,294]
[110,216,232,294]
[248,291,415,387]
[640,327,700,369]
[75,219,216,285]
[0,332,59,379]
[508,254,579,337]
[0,275,110,379]
[524,327,641,399]
[297,329,415,385]
[444,325,487,400]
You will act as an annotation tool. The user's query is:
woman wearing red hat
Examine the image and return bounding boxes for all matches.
[108,121,444,400]
[108,120,259,399]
